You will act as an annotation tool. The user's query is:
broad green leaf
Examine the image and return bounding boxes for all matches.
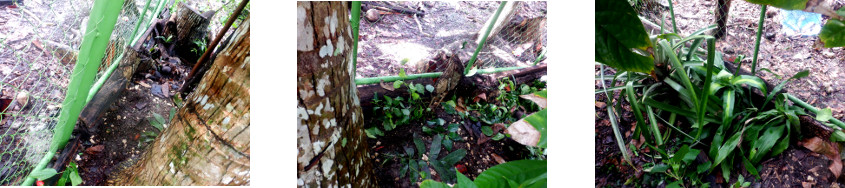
[481,126,494,136]
[426,84,435,93]
[444,138,453,151]
[519,90,547,109]
[420,180,451,188]
[731,75,768,94]
[506,109,547,148]
[765,70,809,107]
[442,149,467,166]
[400,68,407,78]
[394,80,403,89]
[751,125,785,163]
[365,127,384,138]
[745,0,808,10]
[457,171,478,188]
[448,123,460,132]
[645,163,670,173]
[722,89,735,126]
[474,160,547,188]
[431,134,443,160]
[429,159,454,183]
[817,108,833,122]
[492,133,505,141]
[414,136,426,158]
[70,166,82,186]
[832,130,845,142]
[416,83,425,94]
[595,0,654,73]
[712,130,744,170]
[31,168,58,181]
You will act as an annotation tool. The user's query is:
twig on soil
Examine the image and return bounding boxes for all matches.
[20,8,42,26]
[413,14,429,37]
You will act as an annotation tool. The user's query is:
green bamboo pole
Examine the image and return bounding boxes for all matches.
[533,47,546,66]
[129,0,153,42]
[667,0,679,34]
[751,5,766,75]
[355,66,527,85]
[465,1,507,75]
[22,0,123,185]
[787,94,845,130]
[351,2,361,78]
[87,0,166,103]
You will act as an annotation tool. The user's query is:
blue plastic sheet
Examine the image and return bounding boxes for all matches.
[780,8,822,36]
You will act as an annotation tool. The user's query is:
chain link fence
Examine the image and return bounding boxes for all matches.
[475,1,546,69]
[0,0,152,185]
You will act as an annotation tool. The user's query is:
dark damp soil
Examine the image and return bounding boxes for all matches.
[76,77,181,185]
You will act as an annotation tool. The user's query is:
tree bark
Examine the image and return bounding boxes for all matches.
[297,2,375,187]
[714,0,732,39]
[108,17,250,186]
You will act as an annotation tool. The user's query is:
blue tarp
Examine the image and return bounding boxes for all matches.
[779,8,822,36]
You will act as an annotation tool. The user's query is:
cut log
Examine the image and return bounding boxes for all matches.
[476,1,520,45]
[167,2,212,65]
[358,64,547,114]
[78,47,148,134]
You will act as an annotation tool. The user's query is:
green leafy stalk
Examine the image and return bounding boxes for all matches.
[600,65,632,165]
[646,106,663,145]
[696,38,716,139]
[465,1,507,75]
[751,5,767,75]
[660,40,699,108]
[667,0,679,34]
[351,1,362,78]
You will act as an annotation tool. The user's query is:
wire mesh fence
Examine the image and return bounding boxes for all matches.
[0,0,153,185]
[474,1,546,69]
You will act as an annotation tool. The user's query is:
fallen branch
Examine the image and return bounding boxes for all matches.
[357,64,546,114]
[362,1,425,16]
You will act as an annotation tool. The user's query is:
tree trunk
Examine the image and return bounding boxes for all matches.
[297,2,375,187]
[714,0,732,39]
[108,17,250,186]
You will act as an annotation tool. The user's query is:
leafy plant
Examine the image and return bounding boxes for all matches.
[140,112,168,146]
[594,0,822,185]
[56,161,83,186]
[155,35,174,43]
[366,82,435,138]
[420,160,546,188]
[191,38,208,55]
[385,134,466,184]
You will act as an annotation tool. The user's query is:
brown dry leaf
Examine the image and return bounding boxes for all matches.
[492,123,506,133]
[456,97,466,113]
[505,119,540,147]
[474,93,487,103]
[490,153,506,164]
[596,101,606,109]
[85,145,104,155]
[380,80,395,91]
[520,92,546,109]
[800,137,842,178]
